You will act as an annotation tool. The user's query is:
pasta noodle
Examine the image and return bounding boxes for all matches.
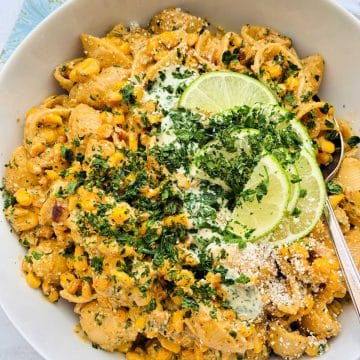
[3,7,360,360]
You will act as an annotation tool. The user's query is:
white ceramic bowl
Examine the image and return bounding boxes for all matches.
[0,0,359,359]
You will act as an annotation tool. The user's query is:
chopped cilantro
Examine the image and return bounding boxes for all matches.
[326,181,343,195]
[348,135,360,148]
[90,257,104,273]
[121,84,136,105]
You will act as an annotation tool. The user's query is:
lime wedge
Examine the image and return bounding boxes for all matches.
[190,129,259,190]
[179,71,278,113]
[227,154,290,241]
[270,148,326,244]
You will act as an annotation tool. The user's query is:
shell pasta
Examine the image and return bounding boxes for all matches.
[3,8,360,360]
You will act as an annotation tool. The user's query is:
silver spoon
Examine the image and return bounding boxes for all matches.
[321,118,360,320]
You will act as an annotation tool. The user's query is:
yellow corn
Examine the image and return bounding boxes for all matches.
[100,111,113,123]
[159,31,179,48]
[40,128,57,143]
[69,58,100,82]
[316,152,332,165]
[15,188,33,207]
[148,114,162,125]
[163,213,191,229]
[26,271,41,289]
[108,91,123,103]
[318,136,335,153]
[170,310,184,333]
[128,132,138,152]
[113,112,125,126]
[134,86,144,102]
[67,196,79,211]
[175,269,195,287]
[153,50,169,62]
[147,38,160,54]
[119,42,131,55]
[48,288,59,303]
[134,316,147,331]
[45,170,59,181]
[97,123,113,139]
[329,193,345,208]
[60,272,75,288]
[285,76,300,91]
[156,348,173,360]
[111,203,131,225]
[108,152,125,167]
[187,33,199,47]
[265,63,282,79]
[42,112,63,127]
[126,352,144,360]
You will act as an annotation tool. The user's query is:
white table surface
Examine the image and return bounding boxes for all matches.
[0,0,359,359]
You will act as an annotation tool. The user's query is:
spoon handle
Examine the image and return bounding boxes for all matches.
[325,198,360,320]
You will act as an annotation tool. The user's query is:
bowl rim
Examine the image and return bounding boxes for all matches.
[0,0,359,358]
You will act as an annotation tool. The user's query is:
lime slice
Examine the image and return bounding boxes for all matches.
[227,154,290,241]
[284,162,300,212]
[190,129,259,190]
[179,71,278,113]
[270,148,326,244]
[289,119,315,154]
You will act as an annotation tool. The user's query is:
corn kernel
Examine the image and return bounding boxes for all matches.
[100,111,113,123]
[128,132,138,152]
[187,33,199,47]
[69,58,100,82]
[108,152,125,167]
[148,114,162,125]
[134,86,144,102]
[119,42,131,55]
[285,76,300,91]
[316,151,332,165]
[329,193,345,208]
[159,31,179,48]
[113,112,125,126]
[126,353,144,360]
[45,170,59,181]
[265,63,282,79]
[111,203,131,225]
[48,288,59,303]
[15,188,33,207]
[26,271,41,289]
[97,123,113,139]
[163,213,191,228]
[318,136,335,154]
[170,310,184,333]
[175,269,195,287]
[154,50,169,62]
[156,348,173,360]
[147,38,160,53]
[40,128,57,143]
[134,316,147,331]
